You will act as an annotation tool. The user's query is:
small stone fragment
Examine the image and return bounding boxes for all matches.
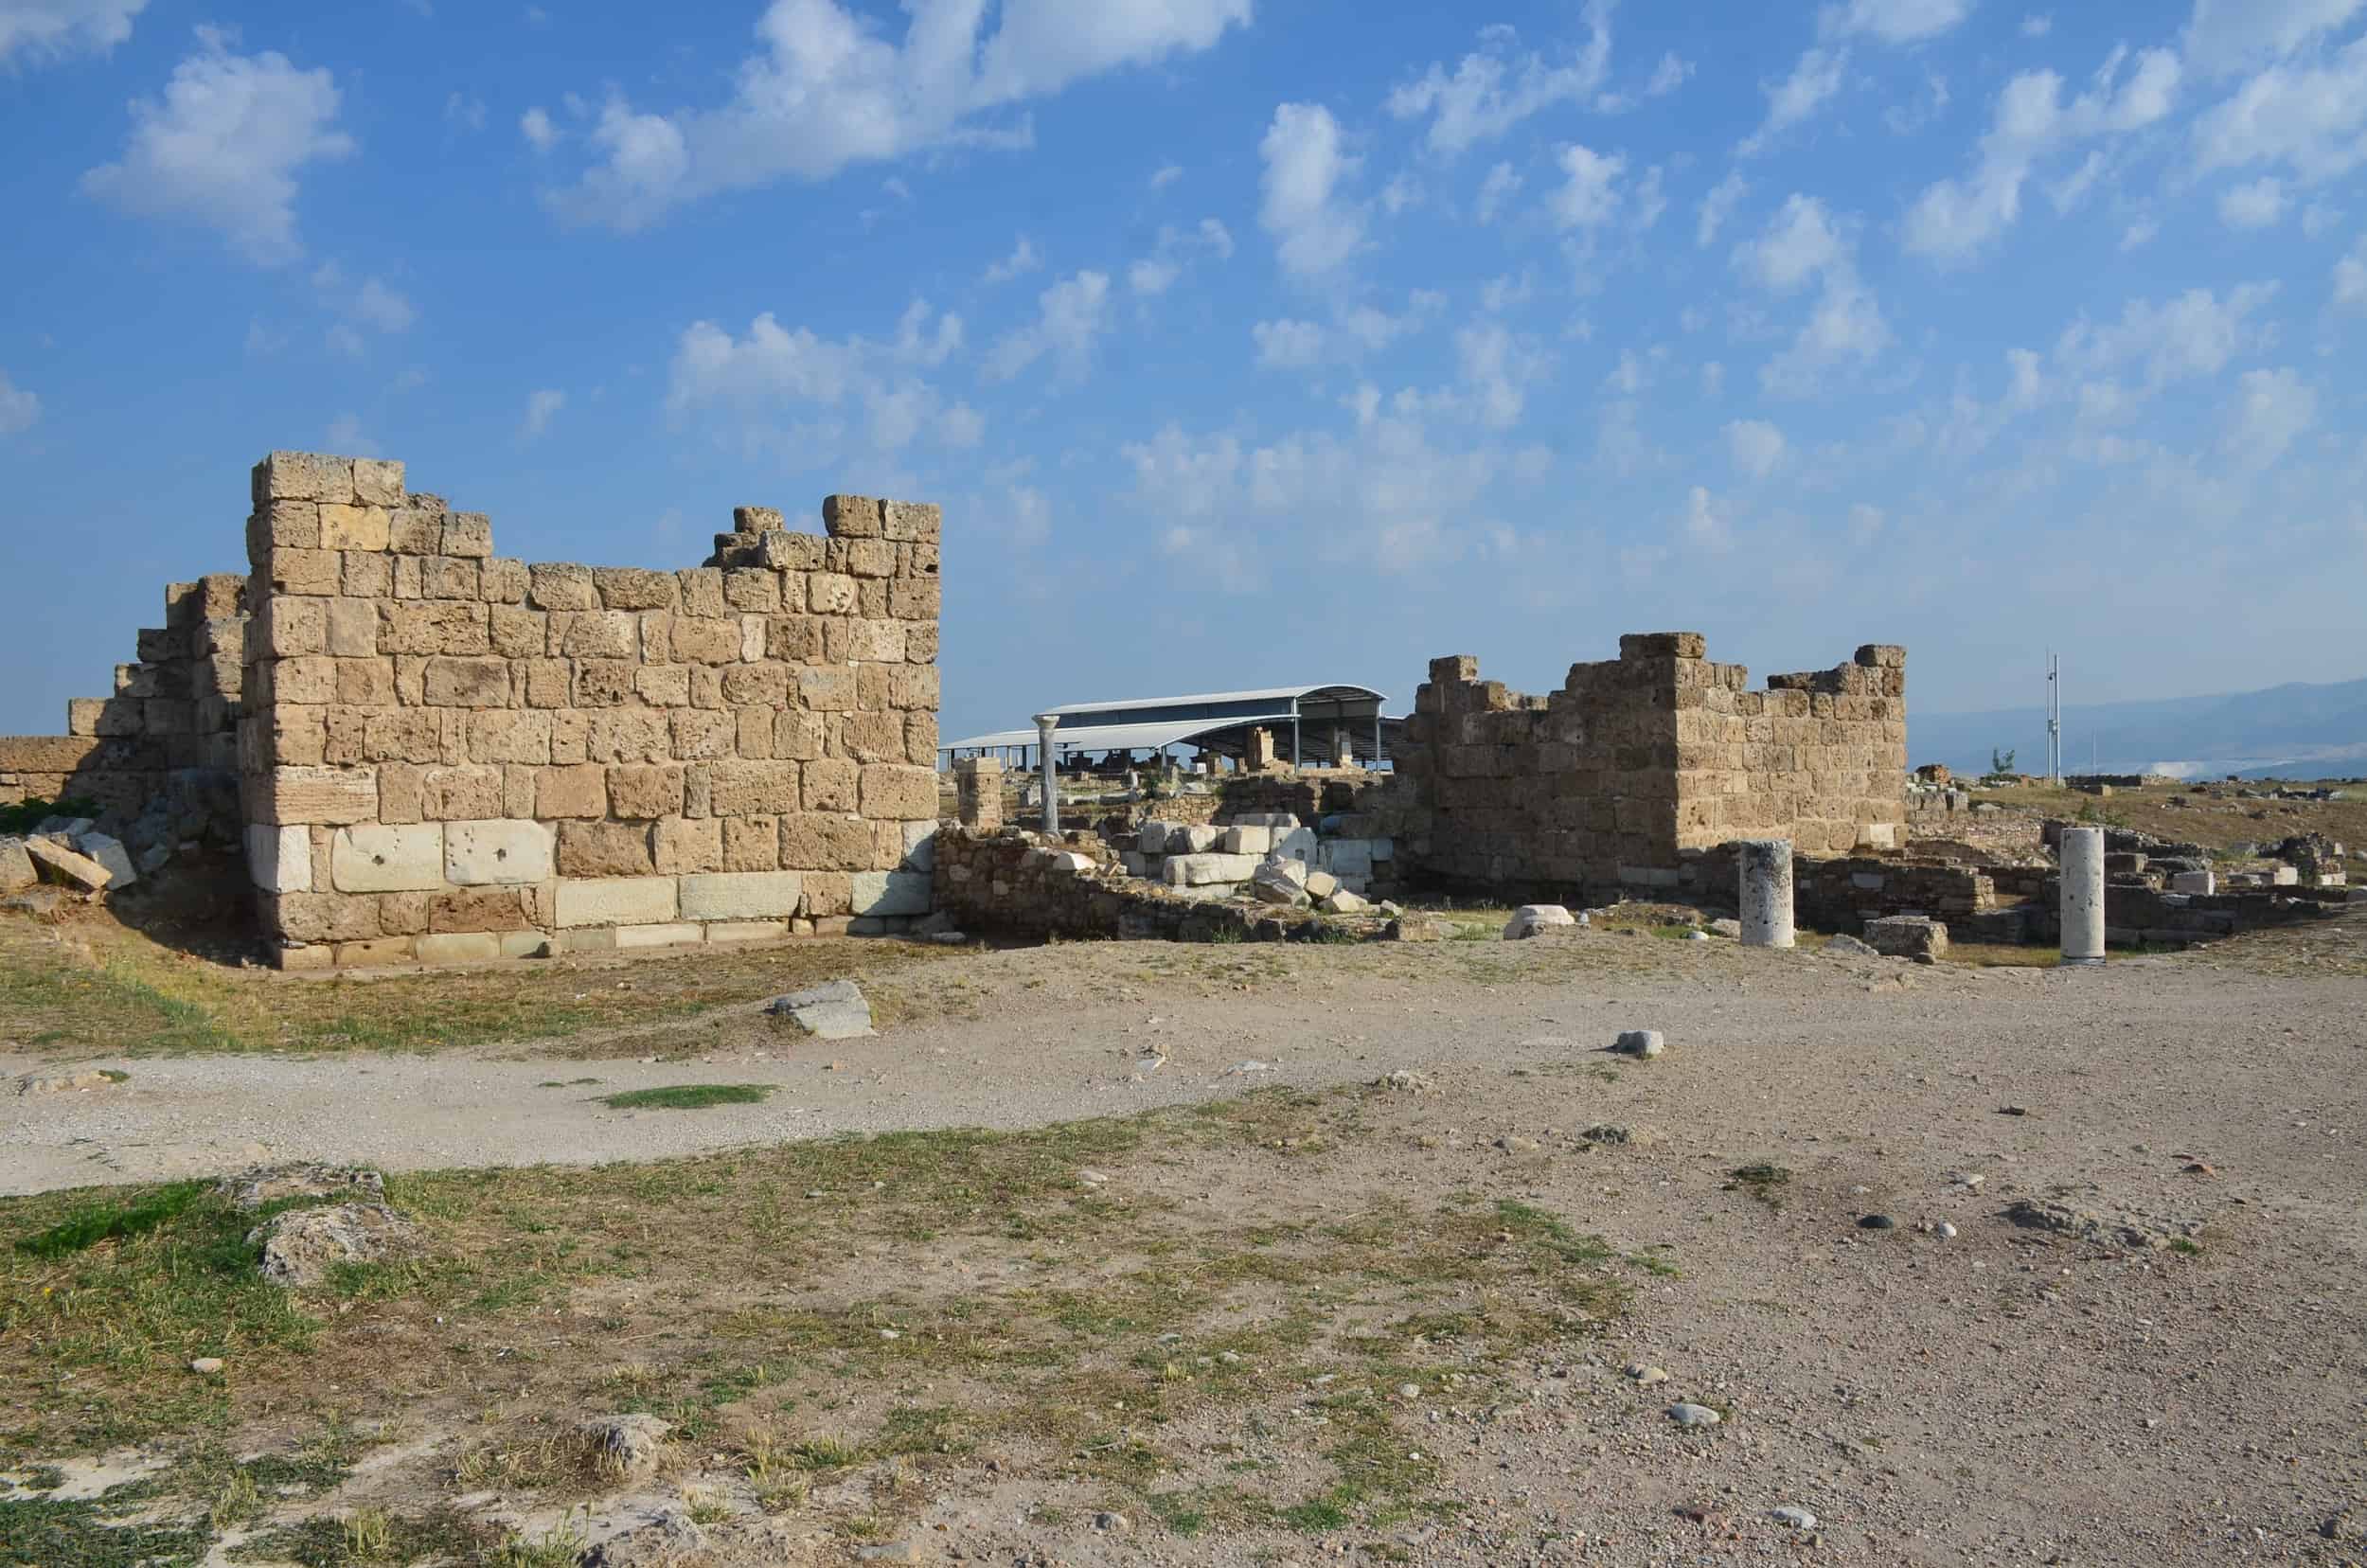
[189,1357,225,1375]
[1771,1506,1819,1529]
[1614,1029,1664,1059]
[1667,1402,1721,1428]
[767,978,873,1039]
[1503,903,1577,939]
[1625,1363,1669,1385]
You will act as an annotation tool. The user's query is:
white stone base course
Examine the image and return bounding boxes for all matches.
[680,871,805,920]
[556,876,680,928]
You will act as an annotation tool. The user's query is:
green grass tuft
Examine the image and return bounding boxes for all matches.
[15,1181,208,1259]
[598,1083,775,1111]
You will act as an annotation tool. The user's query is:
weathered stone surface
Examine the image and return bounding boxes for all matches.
[555,876,678,928]
[250,1203,419,1286]
[679,871,805,920]
[768,978,874,1039]
[25,836,114,891]
[1251,857,1309,906]
[560,821,655,878]
[416,932,504,963]
[0,838,36,896]
[255,765,379,826]
[1163,852,1258,887]
[849,869,932,917]
[1863,914,1949,959]
[222,1162,385,1210]
[76,832,139,889]
[330,825,446,893]
[443,819,556,885]
[1504,904,1577,939]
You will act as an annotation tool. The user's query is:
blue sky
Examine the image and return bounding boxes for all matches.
[2,0,2363,749]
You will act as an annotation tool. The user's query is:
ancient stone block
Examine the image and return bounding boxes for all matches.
[710,759,802,816]
[592,567,678,610]
[558,610,638,660]
[779,812,876,871]
[635,666,690,706]
[255,766,379,826]
[859,764,937,820]
[849,869,931,917]
[528,561,598,611]
[670,615,740,665]
[555,876,678,928]
[421,556,480,600]
[422,657,512,707]
[444,819,555,885]
[560,820,655,877]
[723,816,779,871]
[255,451,354,505]
[442,512,492,559]
[668,709,736,761]
[807,573,858,615]
[246,824,313,893]
[573,660,636,707]
[653,815,722,874]
[416,931,503,962]
[319,504,390,551]
[420,764,503,821]
[881,500,940,542]
[268,890,382,943]
[608,764,685,820]
[681,870,805,921]
[536,763,606,818]
[378,601,489,656]
[330,824,445,892]
[800,666,855,711]
[721,569,780,613]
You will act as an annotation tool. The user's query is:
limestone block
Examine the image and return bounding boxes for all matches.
[608,763,685,820]
[652,815,721,874]
[430,886,532,934]
[671,709,738,761]
[888,666,939,710]
[351,457,405,506]
[528,561,598,611]
[378,601,490,656]
[1221,825,1273,855]
[244,825,313,892]
[707,921,789,944]
[614,922,703,950]
[882,500,940,542]
[0,837,36,896]
[779,812,877,871]
[441,512,492,559]
[249,499,323,550]
[1320,839,1375,877]
[722,569,782,613]
[2169,870,2216,895]
[592,567,678,610]
[421,765,504,820]
[801,757,857,812]
[807,573,859,615]
[695,759,795,817]
[555,877,679,928]
[501,931,553,958]
[333,937,418,966]
[444,819,556,885]
[255,451,354,505]
[1175,825,1223,853]
[1164,852,1259,886]
[255,765,379,826]
[859,763,937,820]
[413,932,502,964]
[680,870,806,920]
[319,504,391,551]
[330,825,445,893]
[421,556,480,599]
[849,868,932,917]
[1272,827,1318,864]
[1864,915,1949,958]
[559,610,639,659]
[1137,821,1173,854]
[560,821,655,878]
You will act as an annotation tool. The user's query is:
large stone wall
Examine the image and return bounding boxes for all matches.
[1395,633,1907,897]
[233,451,943,966]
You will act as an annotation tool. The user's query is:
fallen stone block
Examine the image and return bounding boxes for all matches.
[222,1162,386,1210]
[17,1068,123,1095]
[1221,824,1273,855]
[74,832,139,890]
[1823,934,1878,957]
[1304,869,1340,900]
[0,837,34,896]
[2168,869,2216,895]
[1503,903,1576,939]
[1251,856,1308,906]
[1863,914,1949,959]
[1382,916,1449,941]
[767,978,875,1039]
[25,836,114,892]
[1319,889,1369,914]
[249,1203,419,1287]
[1164,851,1258,886]
[1175,825,1223,853]
[1614,1029,1664,1059]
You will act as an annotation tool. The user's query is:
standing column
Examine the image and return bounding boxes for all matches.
[1737,839,1795,949]
[2060,825,2106,965]
[1032,713,1059,835]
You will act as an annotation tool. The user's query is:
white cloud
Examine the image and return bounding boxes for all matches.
[1697,169,1747,246]
[1386,5,1614,155]
[1734,195,1890,395]
[667,298,976,458]
[2301,200,2341,235]
[326,412,378,455]
[983,234,1041,285]
[2183,0,2366,79]
[2218,175,2289,227]
[2021,13,2052,37]
[1259,102,1364,278]
[1252,318,1325,368]
[2222,366,2316,463]
[2333,237,2367,307]
[520,388,564,441]
[1646,52,1693,96]
[0,369,38,435]
[352,277,417,333]
[984,270,1111,383]
[547,0,1251,229]
[1738,46,1847,157]
[1455,321,1547,427]
[1127,218,1232,295]
[1724,418,1787,477]
[2189,31,2367,182]
[1682,484,1733,549]
[2055,281,2279,389]
[0,0,144,66]
[1547,143,1626,228]
[1149,161,1183,189]
[1819,0,1974,44]
[81,27,354,266]
[445,92,487,133]
[1474,160,1522,223]
[1733,192,1847,291]
[521,105,559,152]
[1902,45,2180,260]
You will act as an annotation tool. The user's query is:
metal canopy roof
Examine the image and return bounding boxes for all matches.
[1039,683,1385,718]
[939,682,1395,757]
[936,719,1237,754]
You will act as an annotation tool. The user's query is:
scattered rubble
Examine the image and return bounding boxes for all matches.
[1503,904,1578,940]
[767,980,875,1040]
[2006,1197,2198,1251]
[249,1203,419,1286]
[221,1161,385,1210]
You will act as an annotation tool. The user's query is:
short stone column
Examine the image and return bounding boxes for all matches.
[1736,838,1795,949]
[2060,825,2106,965]
[1032,714,1059,835]
[955,757,1002,829]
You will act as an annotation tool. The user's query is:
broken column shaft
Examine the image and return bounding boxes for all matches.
[1737,839,1795,949]
[2060,825,2106,965]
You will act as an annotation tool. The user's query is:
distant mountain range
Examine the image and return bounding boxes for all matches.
[1911,675,2367,781]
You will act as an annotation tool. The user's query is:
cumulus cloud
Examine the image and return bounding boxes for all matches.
[520,388,564,441]
[2218,175,2289,227]
[2054,281,2280,389]
[1127,218,1232,295]
[2183,0,2365,79]
[1547,144,1626,228]
[983,270,1111,383]
[2222,366,2317,462]
[1734,195,1889,396]
[1737,46,1847,157]
[1818,0,1974,44]
[0,0,144,67]
[521,105,559,151]
[1903,44,2180,260]
[1724,418,1787,477]
[1260,102,1365,278]
[667,298,977,459]
[0,368,38,435]
[1697,169,1748,246]
[1252,318,1325,368]
[983,234,1041,285]
[1386,6,1614,155]
[2189,30,2367,183]
[81,27,354,265]
[2338,236,2367,308]
[545,0,1251,229]
[1474,161,1522,223]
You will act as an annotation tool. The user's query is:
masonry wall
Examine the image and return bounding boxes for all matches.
[237,451,943,967]
[1395,633,1907,896]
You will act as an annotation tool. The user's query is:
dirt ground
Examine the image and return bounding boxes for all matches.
[4,900,2365,1568]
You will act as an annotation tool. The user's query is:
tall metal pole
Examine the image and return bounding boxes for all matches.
[1032,713,1059,835]
[2047,653,2061,784]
